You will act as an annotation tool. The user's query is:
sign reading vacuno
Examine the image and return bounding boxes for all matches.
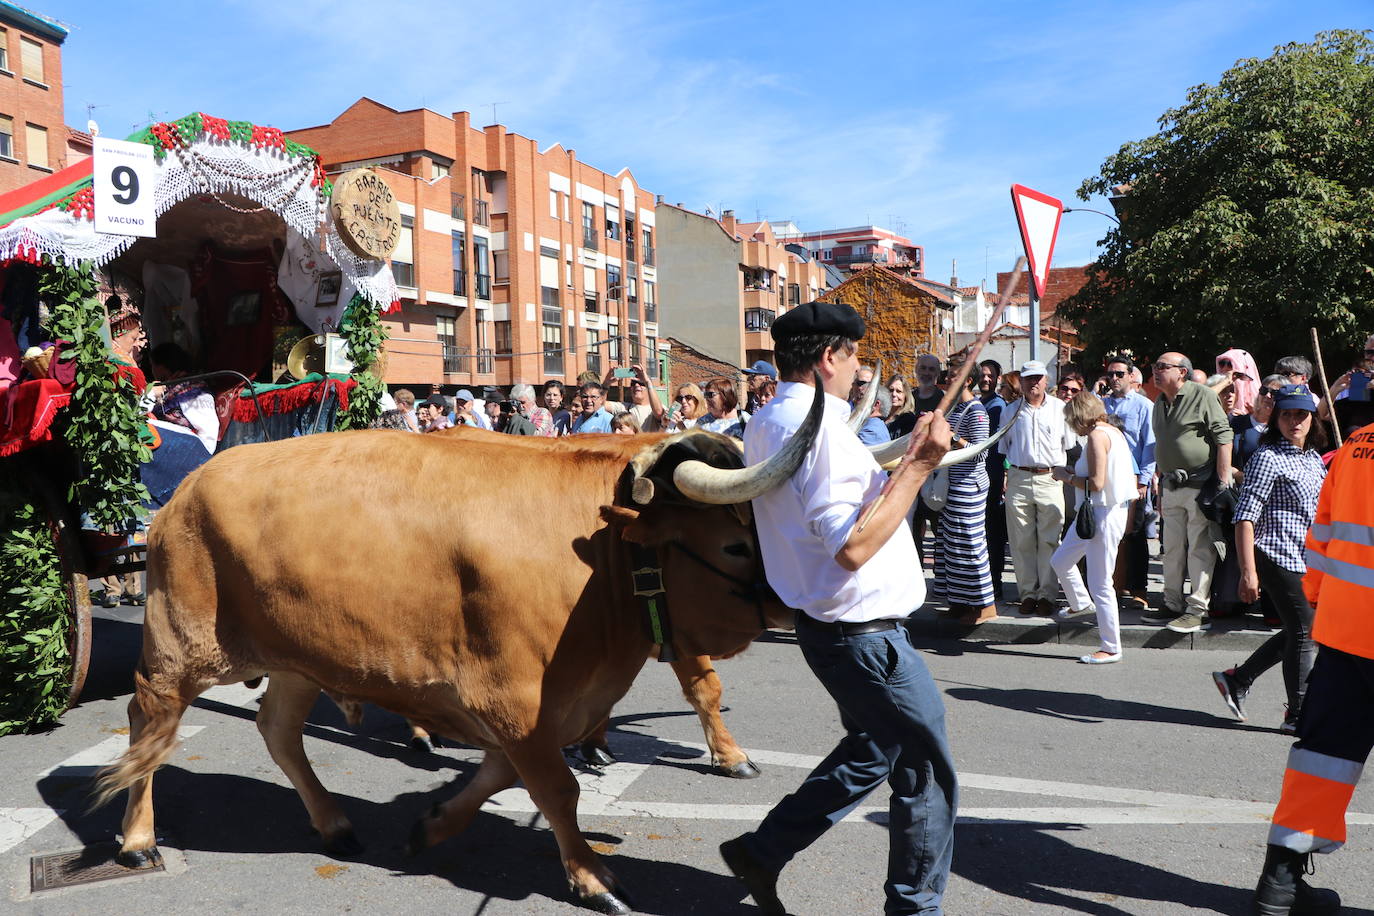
[93,138,157,238]
[331,168,401,260]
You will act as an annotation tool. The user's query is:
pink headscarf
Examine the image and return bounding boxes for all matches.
[1216,348,1260,416]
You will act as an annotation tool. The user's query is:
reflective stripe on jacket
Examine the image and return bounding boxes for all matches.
[1303,422,1374,660]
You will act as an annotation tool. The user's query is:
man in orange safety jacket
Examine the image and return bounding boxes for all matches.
[1251,422,1374,915]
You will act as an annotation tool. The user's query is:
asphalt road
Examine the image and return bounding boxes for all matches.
[2,607,1371,915]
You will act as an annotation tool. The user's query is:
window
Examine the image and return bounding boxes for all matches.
[542,305,564,375]
[476,321,494,374]
[854,245,868,255]
[581,201,597,249]
[642,227,654,266]
[644,281,656,322]
[437,315,464,374]
[821,249,833,262]
[473,237,490,299]
[625,216,636,261]
[628,320,640,362]
[605,203,621,241]
[392,213,415,288]
[607,321,620,363]
[565,258,574,289]
[473,198,490,227]
[550,189,559,218]
[432,161,450,180]
[788,283,800,307]
[24,123,46,169]
[493,250,509,282]
[0,116,12,159]
[0,30,8,71]
[627,276,638,304]
[451,231,466,296]
[494,320,512,354]
[607,263,621,299]
[541,285,560,308]
[450,192,465,220]
[646,336,659,379]
[20,38,42,84]
[586,329,601,376]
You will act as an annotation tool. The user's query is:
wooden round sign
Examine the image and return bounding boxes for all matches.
[331,169,401,261]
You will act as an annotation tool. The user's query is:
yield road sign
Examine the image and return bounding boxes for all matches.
[1010,184,1063,300]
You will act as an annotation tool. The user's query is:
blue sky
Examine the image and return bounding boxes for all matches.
[44,1,1369,291]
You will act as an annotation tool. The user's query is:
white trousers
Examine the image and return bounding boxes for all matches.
[1052,501,1130,654]
[1005,468,1065,602]
[1160,484,1222,614]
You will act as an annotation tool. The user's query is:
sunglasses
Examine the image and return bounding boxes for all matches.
[676,394,696,401]
[1364,348,1374,357]
[703,390,721,398]
[1105,370,1127,378]
[1059,385,1082,394]
[1154,362,1185,371]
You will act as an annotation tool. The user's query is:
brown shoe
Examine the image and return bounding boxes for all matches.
[1123,590,1149,609]
[1019,598,1037,616]
[1035,598,1057,616]
[960,604,998,625]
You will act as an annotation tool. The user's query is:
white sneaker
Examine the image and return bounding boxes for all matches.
[1079,652,1122,665]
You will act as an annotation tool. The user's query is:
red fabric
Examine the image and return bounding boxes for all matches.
[111,360,147,395]
[191,243,290,380]
[0,377,71,456]
[230,377,355,423]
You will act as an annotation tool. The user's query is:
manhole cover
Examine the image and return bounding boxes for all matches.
[30,842,163,892]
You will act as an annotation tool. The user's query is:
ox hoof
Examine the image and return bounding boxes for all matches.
[717,759,762,779]
[580,890,632,915]
[405,815,435,856]
[579,742,616,767]
[116,846,163,870]
[409,735,434,754]
[323,829,365,858]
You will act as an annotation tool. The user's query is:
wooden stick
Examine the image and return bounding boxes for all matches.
[1310,327,1342,448]
[856,257,1028,532]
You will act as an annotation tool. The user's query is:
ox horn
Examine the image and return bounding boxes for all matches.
[873,400,1025,471]
[846,358,882,433]
[672,372,825,505]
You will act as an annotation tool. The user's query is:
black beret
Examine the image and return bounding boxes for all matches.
[771,301,865,342]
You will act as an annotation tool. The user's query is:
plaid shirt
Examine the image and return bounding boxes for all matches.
[1234,440,1326,574]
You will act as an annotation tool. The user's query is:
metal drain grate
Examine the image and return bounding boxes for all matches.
[30,842,163,892]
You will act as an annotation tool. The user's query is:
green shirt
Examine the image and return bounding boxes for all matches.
[1151,380,1233,475]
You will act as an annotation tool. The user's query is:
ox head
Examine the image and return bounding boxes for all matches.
[597,379,826,658]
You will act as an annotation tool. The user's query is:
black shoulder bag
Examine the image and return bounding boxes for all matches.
[1075,476,1098,540]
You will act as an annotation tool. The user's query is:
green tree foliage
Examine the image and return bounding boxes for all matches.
[335,293,388,430]
[1061,30,1374,376]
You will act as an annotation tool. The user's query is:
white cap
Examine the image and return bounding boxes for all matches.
[1019,360,1048,379]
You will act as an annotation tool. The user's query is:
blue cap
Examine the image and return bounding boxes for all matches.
[743,359,777,379]
[1273,383,1316,412]
[455,389,475,402]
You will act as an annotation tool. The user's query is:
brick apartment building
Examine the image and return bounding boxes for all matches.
[0,4,90,195]
[775,224,924,278]
[288,98,662,392]
[656,205,829,375]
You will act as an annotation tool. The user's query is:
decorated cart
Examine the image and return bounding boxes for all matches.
[0,113,400,734]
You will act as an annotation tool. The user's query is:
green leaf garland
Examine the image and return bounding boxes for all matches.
[335,293,388,430]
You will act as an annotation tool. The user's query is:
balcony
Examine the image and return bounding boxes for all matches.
[477,347,494,374]
[606,224,621,242]
[744,307,776,332]
[441,343,469,374]
[625,239,636,262]
[582,229,598,251]
[450,193,465,220]
[833,250,888,268]
[452,268,466,297]
[473,199,490,227]
[475,273,491,300]
[543,345,564,376]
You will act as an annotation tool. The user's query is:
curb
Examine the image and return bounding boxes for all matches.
[905,607,1280,652]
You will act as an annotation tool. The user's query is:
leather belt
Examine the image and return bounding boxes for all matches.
[1013,464,1053,474]
[798,615,901,636]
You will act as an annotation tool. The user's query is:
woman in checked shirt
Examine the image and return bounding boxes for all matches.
[1211,384,1328,734]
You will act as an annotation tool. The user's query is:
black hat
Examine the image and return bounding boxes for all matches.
[771,301,865,342]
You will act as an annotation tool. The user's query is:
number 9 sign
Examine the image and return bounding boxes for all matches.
[93,137,157,237]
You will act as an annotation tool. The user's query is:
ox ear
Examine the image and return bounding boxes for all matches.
[599,505,654,545]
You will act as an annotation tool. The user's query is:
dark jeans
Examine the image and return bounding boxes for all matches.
[985,496,1007,596]
[1234,551,1317,715]
[1294,645,1374,761]
[743,617,958,914]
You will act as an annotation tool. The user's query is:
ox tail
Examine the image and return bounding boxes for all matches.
[90,669,186,810]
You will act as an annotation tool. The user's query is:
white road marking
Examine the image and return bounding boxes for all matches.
[35,726,204,779]
[200,682,264,708]
[0,808,62,854]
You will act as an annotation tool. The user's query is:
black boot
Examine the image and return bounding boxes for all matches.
[1253,845,1340,915]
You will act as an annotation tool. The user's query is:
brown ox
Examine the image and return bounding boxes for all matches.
[93,391,823,915]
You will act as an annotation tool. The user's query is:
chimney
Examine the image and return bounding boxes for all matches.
[950,258,958,289]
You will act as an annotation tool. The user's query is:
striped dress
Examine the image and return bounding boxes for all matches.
[932,399,995,606]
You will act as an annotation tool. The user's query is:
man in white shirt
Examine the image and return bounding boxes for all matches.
[720,301,958,916]
[998,360,1077,616]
